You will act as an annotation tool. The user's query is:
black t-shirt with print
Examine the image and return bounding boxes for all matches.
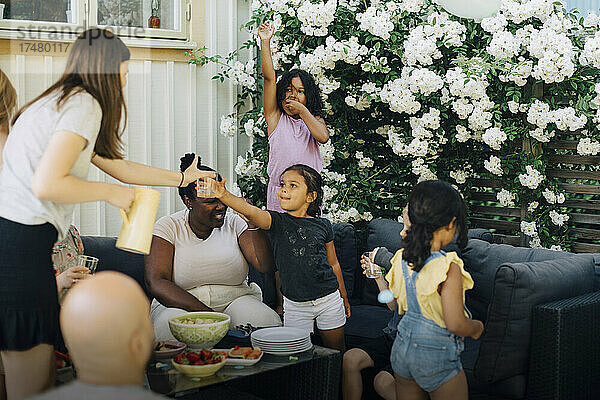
[267,211,339,302]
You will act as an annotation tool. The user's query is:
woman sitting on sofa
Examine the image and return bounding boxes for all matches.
[146,153,282,340]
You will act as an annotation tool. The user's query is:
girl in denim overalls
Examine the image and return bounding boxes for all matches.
[386,181,484,399]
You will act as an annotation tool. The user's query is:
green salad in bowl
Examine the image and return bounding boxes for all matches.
[168,312,230,349]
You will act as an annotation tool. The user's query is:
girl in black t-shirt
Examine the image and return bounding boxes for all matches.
[201,164,350,352]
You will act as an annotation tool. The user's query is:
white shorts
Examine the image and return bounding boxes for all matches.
[283,290,346,333]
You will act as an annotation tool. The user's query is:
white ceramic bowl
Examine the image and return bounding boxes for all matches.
[168,312,230,349]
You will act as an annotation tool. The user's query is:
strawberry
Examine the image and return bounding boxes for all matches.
[200,349,212,360]
[187,352,201,363]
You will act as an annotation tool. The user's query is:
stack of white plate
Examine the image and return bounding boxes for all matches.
[251,327,312,355]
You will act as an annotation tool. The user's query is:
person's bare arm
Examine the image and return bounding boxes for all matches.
[258,22,280,135]
[441,262,484,339]
[299,109,329,144]
[326,241,351,318]
[210,178,272,229]
[92,153,214,187]
[145,236,212,312]
[32,130,134,210]
[238,226,275,273]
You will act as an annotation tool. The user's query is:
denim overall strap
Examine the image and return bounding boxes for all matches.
[401,252,447,316]
[401,257,422,315]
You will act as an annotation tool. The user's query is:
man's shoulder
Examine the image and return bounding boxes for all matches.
[29,381,165,400]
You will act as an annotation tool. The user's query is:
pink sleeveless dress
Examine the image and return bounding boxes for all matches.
[267,113,323,212]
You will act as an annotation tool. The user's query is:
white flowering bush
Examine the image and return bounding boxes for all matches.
[190,0,600,251]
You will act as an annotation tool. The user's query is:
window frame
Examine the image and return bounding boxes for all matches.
[0,0,190,43]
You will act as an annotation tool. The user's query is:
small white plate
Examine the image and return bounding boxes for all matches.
[213,348,263,366]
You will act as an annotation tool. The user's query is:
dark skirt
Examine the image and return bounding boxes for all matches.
[0,216,60,350]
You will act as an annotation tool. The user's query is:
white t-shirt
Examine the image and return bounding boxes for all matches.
[0,90,102,240]
[153,210,250,290]
[30,380,166,400]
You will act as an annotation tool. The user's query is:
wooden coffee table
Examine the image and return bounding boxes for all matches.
[145,345,341,399]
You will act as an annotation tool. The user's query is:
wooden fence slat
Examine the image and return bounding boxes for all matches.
[470,217,521,231]
[564,199,600,211]
[545,140,578,150]
[548,154,600,165]
[572,242,600,253]
[471,178,504,188]
[546,169,600,180]
[569,213,600,225]
[492,234,521,246]
[558,184,600,195]
[470,192,497,202]
[471,205,521,217]
[569,227,600,240]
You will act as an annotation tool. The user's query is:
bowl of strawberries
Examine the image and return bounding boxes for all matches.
[172,349,227,377]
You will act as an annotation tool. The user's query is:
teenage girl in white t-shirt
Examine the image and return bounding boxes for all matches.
[0,29,212,399]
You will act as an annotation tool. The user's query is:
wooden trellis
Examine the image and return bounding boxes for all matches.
[468,131,600,253]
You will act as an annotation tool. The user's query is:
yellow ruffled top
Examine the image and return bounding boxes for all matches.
[385,249,474,329]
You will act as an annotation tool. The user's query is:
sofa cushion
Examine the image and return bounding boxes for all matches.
[81,236,150,299]
[345,304,394,340]
[462,239,575,323]
[474,255,596,391]
[333,223,358,299]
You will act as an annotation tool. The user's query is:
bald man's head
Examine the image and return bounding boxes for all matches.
[60,271,154,385]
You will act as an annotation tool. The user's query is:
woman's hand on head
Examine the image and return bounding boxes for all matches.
[56,266,90,291]
[258,21,274,41]
[108,185,135,212]
[182,155,217,186]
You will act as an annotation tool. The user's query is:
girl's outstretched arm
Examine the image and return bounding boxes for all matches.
[326,241,351,318]
[258,22,279,134]
[208,177,272,230]
[441,262,484,339]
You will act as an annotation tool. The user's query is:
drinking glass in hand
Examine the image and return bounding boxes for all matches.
[362,251,382,279]
[77,255,99,274]
[196,173,219,198]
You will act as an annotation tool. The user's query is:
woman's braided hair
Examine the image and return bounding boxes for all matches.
[401,180,468,272]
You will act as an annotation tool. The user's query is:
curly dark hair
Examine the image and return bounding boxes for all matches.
[281,164,323,217]
[178,153,222,203]
[276,69,323,118]
[402,180,468,272]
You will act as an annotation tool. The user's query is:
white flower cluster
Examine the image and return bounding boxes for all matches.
[322,185,338,202]
[356,5,395,40]
[577,138,600,156]
[355,151,374,169]
[499,59,533,86]
[411,158,437,182]
[484,155,503,176]
[410,108,440,139]
[318,75,341,97]
[446,67,493,132]
[542,189,565,204]
[580,31,600,69]
[520,220,538,237]
[529,127,554,143]
[299,36,368,78]
[220,115,236,137]
[402,13,466,66]
[584,12,600,28]
[549,210,569,226]
[500,0,557,25]
[455,125,470,142]
[320,141,335,168]
[243,118,265,138]
[322,169,347,183]
[228,59,256,89]
[235,155,263,178]
[527,100,586,131]
[450,165,471,184]
[481,14,508,33]
[398,0,425,13]
[379,78,421,115]
[361,54,391,74]
[487,30,521,60]
[258,0,303,15]
[518,165,545,189]
[497,189,516,207]
[482,127,508,150]
[324,205,373,224]
[527,201,539,212]
[297,0,336,36]
[527,28,574,83]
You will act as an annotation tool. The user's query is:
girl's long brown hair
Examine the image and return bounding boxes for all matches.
[13,29,130,159]
[0,69,17,127]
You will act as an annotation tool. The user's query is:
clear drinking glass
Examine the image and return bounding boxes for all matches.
[196,173,218,198]
[362,251,381,278]
[77,255,99,274]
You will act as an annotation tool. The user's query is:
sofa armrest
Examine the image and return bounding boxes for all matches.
[528,291,600,400]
